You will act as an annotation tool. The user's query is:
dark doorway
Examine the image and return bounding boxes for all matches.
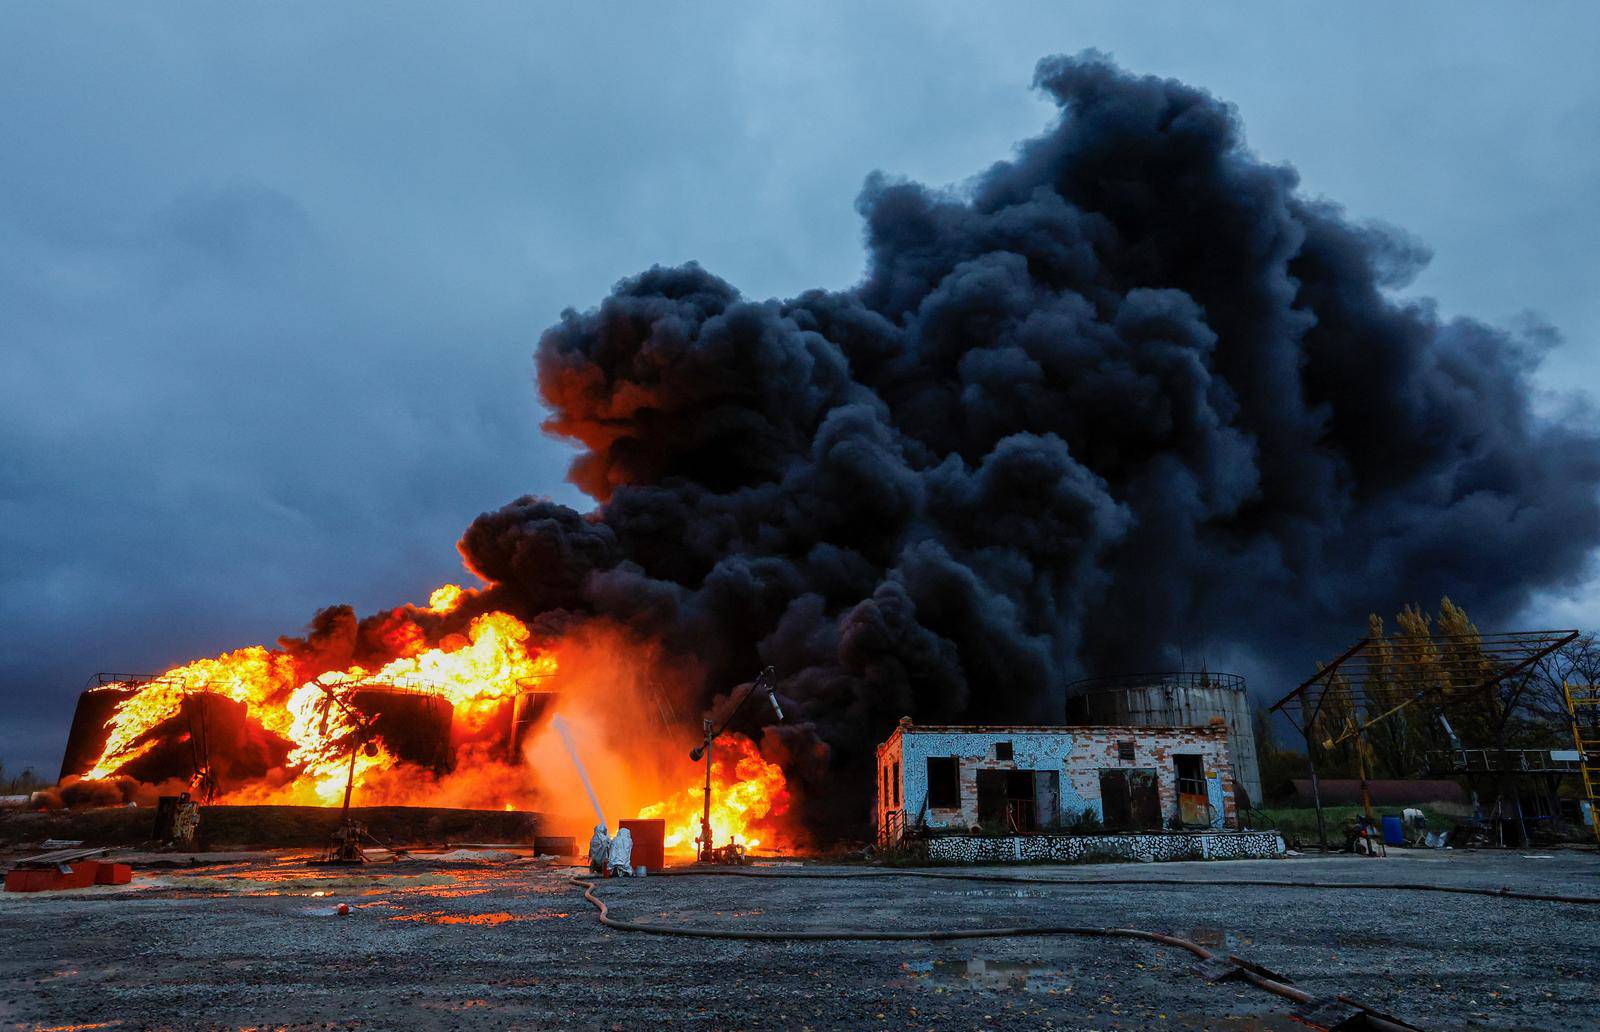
[1129,769,1160,829]
[1100,769,1131,830]
[1099,768,1160,831]
[1175,754,1208,826]
[976,769,1058,832]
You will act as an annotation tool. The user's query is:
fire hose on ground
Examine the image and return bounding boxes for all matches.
[632,865,1600,906]
[569,866,1600,1031]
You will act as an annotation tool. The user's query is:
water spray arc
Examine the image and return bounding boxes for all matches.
[551,715,607,831]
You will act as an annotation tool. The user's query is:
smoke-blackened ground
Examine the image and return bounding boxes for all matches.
[1,850,1594,1029]
[459,51,1600,831]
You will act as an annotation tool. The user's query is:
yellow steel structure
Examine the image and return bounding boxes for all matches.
[1563,681,1600,849]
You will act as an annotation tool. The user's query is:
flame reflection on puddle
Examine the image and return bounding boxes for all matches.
[148,870,461,897]
[389,911,570,925]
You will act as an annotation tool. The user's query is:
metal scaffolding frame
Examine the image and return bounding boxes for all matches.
[1269,629,1578,850]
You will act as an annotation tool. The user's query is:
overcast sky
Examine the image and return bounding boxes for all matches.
[3,2,1598,775]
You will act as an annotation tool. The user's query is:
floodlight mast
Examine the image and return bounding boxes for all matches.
[688,666,784,863]
[310,679,380,865]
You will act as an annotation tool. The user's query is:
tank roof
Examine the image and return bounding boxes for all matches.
[1066,671,1246,693]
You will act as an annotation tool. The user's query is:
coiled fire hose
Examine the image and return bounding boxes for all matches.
[570,866,1600,1030]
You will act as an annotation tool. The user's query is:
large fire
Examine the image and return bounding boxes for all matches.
[639,733,789,855]
[64,584,791,855]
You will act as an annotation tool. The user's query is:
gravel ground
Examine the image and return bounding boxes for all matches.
[0,848,1595,1030]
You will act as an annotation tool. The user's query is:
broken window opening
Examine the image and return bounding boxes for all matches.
[926,756,960,808]
[1175,754,1206,794]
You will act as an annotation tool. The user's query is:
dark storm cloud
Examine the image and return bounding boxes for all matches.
[4,3,1598,783]
[459,53,1600,831]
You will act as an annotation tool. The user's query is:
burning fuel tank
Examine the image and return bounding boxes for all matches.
[510,690,557,757]
[347,686,455,773]
[61,676,499,792]
[117,692,291,787]
[59,681,139,780]
[452,689,557,763]
[59,680,291,788]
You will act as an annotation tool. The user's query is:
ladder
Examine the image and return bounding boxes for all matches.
[1563,681,1600,849]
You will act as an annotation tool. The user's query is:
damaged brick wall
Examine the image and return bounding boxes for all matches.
[876,722,1236,840]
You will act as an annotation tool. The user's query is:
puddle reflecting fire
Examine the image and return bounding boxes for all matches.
[901,958,1072,994]
[389,910,570,925]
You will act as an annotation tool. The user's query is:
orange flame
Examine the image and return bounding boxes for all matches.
[86,646,301,781]
[637,734,789,855]
[73,590,795,853]
[83,608,555,805]
[427,583,466,614]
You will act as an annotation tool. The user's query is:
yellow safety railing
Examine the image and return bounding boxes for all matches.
[1562,681,1600,849]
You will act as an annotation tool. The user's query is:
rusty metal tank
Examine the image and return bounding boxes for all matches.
[1065,671,1263,806]
[58,682,140,780]
[59,680,291,790]
[347,685,455,773]
[509,690,557,759]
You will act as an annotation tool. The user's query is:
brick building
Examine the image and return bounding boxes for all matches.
[875,719,1237,842]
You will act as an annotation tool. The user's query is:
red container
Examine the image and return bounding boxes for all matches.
[94,862,133,885]
[4,870,47,892]
[618,818,665,871]
[5,863,101,892]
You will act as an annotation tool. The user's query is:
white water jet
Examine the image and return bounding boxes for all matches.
[551,715,606,828]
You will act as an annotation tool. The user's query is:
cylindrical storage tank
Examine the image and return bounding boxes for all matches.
[452,696,516,760]
[349,686,455,773]
[509,691,557,760]
[59,685,139,780]
[115,692,290,789]
[63,686,293,791]
[1066,672,1262,806]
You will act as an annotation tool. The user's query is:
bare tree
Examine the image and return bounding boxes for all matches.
[1527,633,1600,732]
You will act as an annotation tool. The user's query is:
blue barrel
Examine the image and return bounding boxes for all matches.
[1381,815,1404,845]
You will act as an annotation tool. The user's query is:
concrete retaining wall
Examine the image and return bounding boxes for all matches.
[926,830,1286,864]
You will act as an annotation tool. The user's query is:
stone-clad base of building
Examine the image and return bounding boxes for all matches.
[925,830,1286,864]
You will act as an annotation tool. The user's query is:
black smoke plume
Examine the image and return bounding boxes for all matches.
[460,52,1600,832]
